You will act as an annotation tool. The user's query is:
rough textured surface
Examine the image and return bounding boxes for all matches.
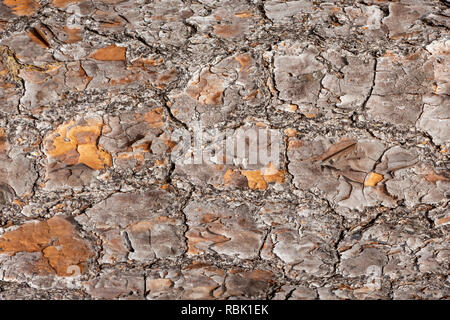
[0,0,449,300]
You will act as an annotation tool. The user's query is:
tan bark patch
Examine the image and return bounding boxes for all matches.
[146,278,173,292]
[235,11,253,18]
[284,128,297,137]
[241,170,267,190]
[0,216,93,276]
[0,128,7,153]
[130,57,164,68]
[364,172,384,187]
[262,163,285,184]
[51,0,81,8]
[63,27,82,43]
[424,172,450,183]
[90,45,127,61]
[3,0,40,16]
[244,269,273,281]
[288,139,304,150]
[143,107,165,129]
[241,163,285,190]
[436,216,450,226]
[224,169,242,185]
[153,68,178,89]
[44,118,112,170]
[213,24,242,38]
